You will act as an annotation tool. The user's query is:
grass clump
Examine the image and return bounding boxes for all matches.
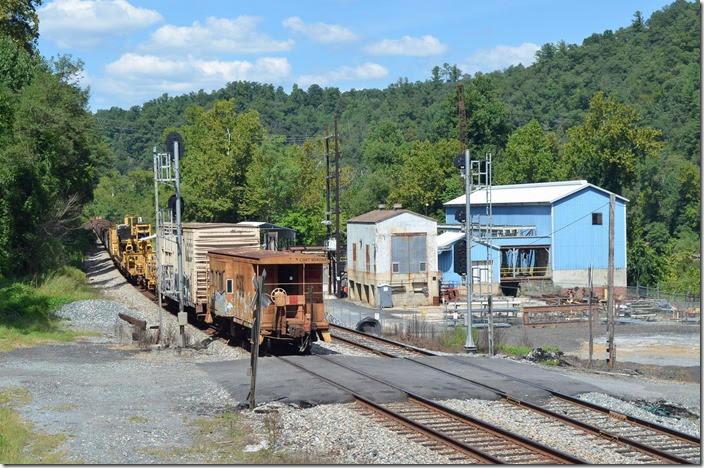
[0,387,68,464]
[496,344,532,357]
[182,408,323,464]
[128,416,148,424]
[0,266,99,352]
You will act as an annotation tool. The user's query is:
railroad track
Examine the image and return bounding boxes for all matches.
[329,324,434,357]
[442,357,701,465]
[278,355,584,464]
[327,325,701,464]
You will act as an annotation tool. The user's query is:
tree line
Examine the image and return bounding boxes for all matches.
[1,0,698,294]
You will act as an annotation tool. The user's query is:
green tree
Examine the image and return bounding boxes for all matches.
[388,139,461,219]
[494,119,564,184]
[179,99,264,222]
[0,38,109,275]
[0,0,41,54]
[564,92,662,193]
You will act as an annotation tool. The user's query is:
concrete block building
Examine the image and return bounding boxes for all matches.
[440,180,628,295]
[346,207,440,307]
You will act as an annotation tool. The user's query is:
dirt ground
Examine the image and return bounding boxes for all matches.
[486,320,701,383]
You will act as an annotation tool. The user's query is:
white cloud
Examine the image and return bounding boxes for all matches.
[39,0,163,48]
[282,17,357,43]
[364,35,446,56]
[144,16,293,54]
[101,53,291,102]
[297,62,388,87]
[462,42,540,74]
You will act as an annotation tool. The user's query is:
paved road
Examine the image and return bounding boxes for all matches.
[198,354,600,407]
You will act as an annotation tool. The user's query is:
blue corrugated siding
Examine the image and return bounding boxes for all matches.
[552,187,626,270]
[446,205,552,236]
[439,242,501,284]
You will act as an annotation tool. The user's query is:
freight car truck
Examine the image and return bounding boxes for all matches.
[207,249,332,353]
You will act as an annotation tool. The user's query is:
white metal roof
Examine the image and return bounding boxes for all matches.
[443,180,628,206]
[437,231,465,249]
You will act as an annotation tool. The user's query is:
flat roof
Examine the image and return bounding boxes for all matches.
[444,180,629,206]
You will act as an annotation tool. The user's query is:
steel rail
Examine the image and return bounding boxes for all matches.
[402,356,693,464]
[275,356,498,463]
[312,355,586,464]
[329,323,435,356]
[329,334,400,358]
[445,356,701,445]
[331,325,699,464]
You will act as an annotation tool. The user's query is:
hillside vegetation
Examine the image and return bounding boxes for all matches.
[88,1,700,293]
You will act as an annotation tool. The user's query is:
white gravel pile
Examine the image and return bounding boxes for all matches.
[83,241,246,360]
[259,401,460,464]
[578,392,701,437]
[56,299,147,333]
[439,398,644,464]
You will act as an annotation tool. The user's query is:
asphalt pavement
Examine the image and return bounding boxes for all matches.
[198,354,600,407]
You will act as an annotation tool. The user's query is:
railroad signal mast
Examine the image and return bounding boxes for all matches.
[455,81,495,355]
[153,132,187,346]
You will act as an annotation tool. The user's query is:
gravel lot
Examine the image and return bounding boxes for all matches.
[0,240,699,464]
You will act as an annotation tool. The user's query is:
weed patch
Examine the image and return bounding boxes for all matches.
[0,387,68,464]
[0,267,99,352]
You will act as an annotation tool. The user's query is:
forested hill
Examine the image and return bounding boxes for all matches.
[96,0,699,172]
[88,0,700,293]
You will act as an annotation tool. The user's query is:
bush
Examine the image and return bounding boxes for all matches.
[0,268,98,352]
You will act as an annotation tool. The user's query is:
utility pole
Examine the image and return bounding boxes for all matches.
[588,264,593,368]
[324,130,332,296]
[457,83,467,152]
[607,194,615,369]
[334,116,341,297]
[464,148,476,353]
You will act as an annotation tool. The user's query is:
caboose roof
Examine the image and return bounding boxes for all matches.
[209,248,327,264]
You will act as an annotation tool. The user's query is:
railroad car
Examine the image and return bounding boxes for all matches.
[158,223,261,315]
[206,248,332,353]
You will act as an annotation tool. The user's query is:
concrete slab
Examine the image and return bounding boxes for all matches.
[198,355,601,407]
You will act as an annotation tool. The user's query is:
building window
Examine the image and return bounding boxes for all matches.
[419,262,426,272]
[226,279,233,294]
[592,212,603,225]
[353,243,357,262]
[392,262,400,273]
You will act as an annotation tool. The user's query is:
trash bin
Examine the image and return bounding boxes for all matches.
[378,284,393,308]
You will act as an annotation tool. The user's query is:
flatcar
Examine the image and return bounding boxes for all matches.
[206,248,331,353]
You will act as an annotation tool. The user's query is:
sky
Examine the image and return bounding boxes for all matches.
[35,0,675,111]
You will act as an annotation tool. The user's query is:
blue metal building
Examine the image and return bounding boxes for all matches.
[440,180,628,293]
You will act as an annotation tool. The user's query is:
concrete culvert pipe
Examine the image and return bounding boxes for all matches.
[355,317,381,336]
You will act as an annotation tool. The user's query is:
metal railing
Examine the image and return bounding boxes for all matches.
[500,266,550,278]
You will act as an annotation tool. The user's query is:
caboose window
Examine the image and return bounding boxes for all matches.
[226,279,233,294]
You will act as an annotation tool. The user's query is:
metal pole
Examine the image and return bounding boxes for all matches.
[153,147,163,343]
[334,117,341,297]
[588,264,593,368]
[487,295,494,355]
[607,194,615,369]
[174,140,186,348]
[464,149,476,352]
[248,271,264,410]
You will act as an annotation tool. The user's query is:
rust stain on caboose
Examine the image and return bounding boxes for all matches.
[207,248,331,351]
